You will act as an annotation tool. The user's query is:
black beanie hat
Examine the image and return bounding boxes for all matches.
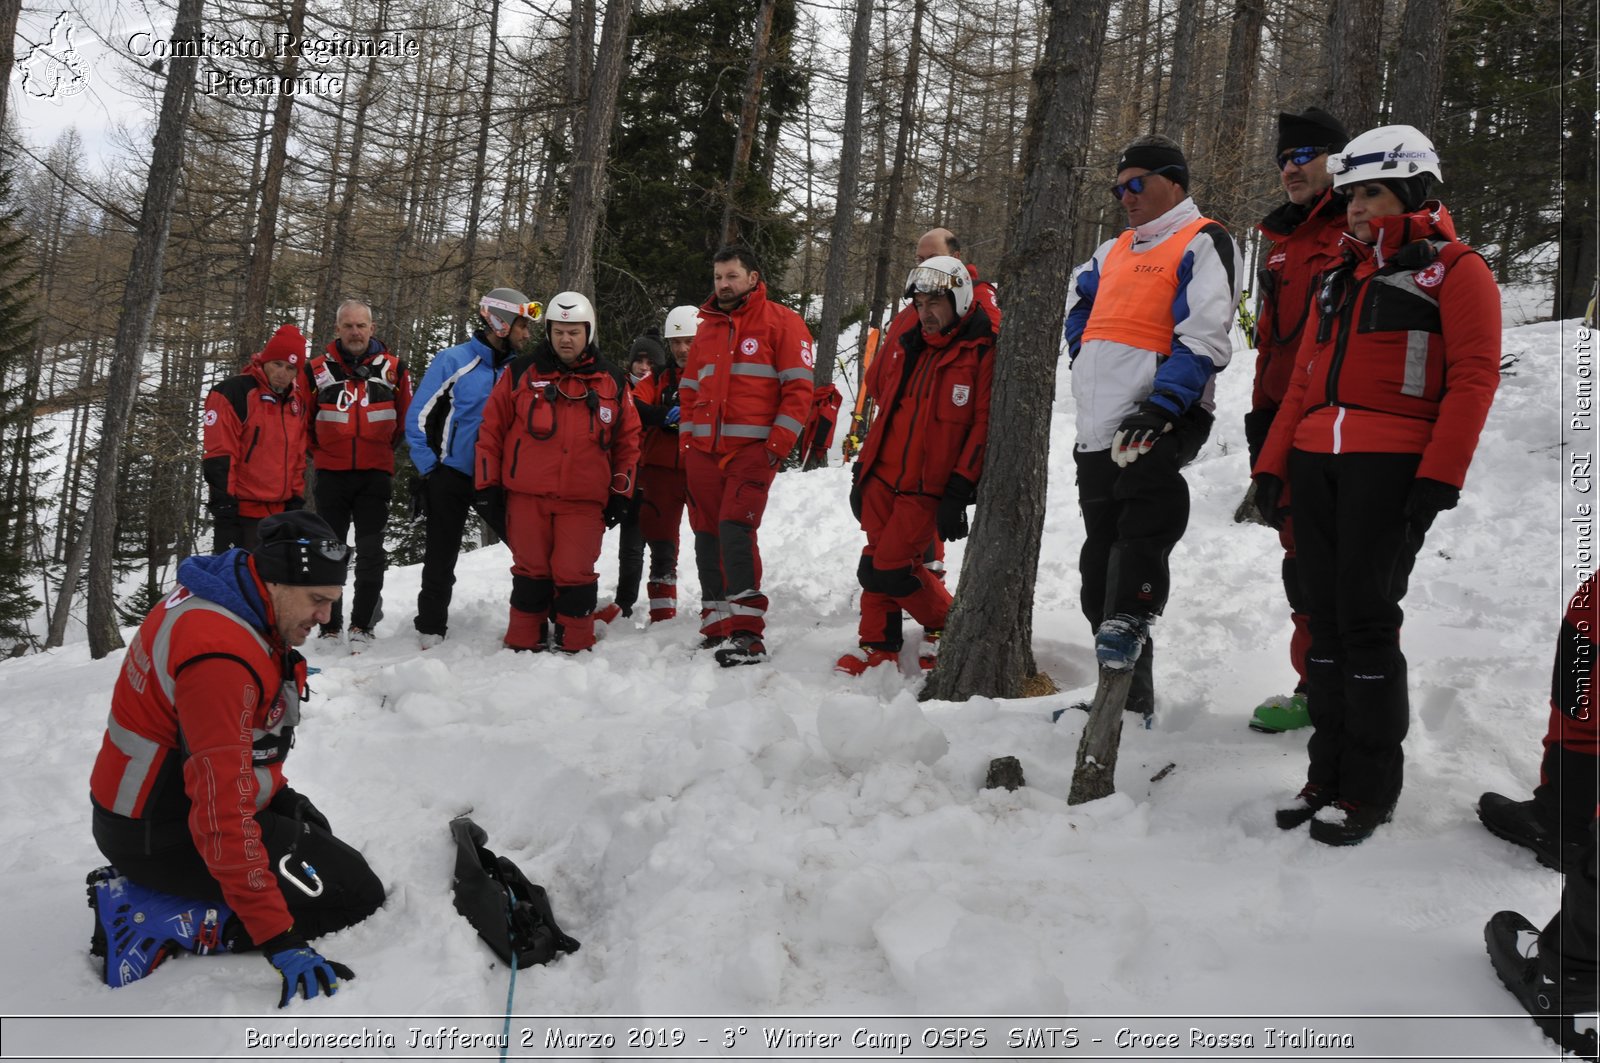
[1116,138,1189,191]
[1379,175,1433,213]
[628,330,667,370]
[253,510,350,586]
[1276,106,1349,156]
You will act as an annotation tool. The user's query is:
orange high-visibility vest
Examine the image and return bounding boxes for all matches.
[1081,216,1215,355]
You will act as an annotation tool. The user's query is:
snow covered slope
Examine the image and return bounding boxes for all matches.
[0,317,1584,1060]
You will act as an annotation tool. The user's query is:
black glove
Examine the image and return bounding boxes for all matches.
[208,494,239,519]
[849,464,864,522]
[285,495,304,511]
[1111,402,1176,468]
[1254,474,1286,530]
[271,787,330,834]
[409,474,429,525]
[1243,406,1277,470]
[1404,477,1459,529]
[603,492,631,529]
[937,475,976,542]
[475,485,506,534]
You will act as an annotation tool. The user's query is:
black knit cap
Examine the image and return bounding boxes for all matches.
[1276,106,1349,156]
[253,510,350,586]
[628,330,667,370]
[1116,138,1189,190]
[1379,175,1433,213]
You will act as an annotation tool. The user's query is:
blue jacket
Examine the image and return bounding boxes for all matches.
[407,332,511,476]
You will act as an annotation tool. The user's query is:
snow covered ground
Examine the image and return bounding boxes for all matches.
[0,315,1588,1061]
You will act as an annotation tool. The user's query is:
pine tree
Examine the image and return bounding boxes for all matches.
[0,163,42,653]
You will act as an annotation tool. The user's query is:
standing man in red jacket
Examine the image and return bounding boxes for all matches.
[838,256,994,675]
[88,510,384,1004]
[1245,107,1350,734]
[203,324,310,552]
[305,300,412,650]
[680,246,815,666]
[475,292,642,653]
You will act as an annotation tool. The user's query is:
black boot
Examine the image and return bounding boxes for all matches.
[1479,792,1587,873]
[1308,798,1394,846]
[1485,910,1598,1061]
[1276,782,1337,830]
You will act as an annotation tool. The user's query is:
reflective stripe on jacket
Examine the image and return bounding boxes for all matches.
[306,340,412,473]
[681,282,815,458]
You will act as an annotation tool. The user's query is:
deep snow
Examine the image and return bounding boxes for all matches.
[0,313,1590,1061]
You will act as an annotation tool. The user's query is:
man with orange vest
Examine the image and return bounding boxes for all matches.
[680,246,815,666]
[304,299,412,649]
[203,324,311,552]
[1063,134,1241,717]
[475,292,642,653]
[88,510,384,1004]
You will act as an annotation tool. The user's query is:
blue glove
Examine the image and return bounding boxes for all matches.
[265,936,355,1007]
[664,405,680,426]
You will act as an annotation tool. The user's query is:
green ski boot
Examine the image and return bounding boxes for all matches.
[1249,691,1310,733]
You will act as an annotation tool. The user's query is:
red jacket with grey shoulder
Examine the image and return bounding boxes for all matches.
[304,340,412,473]
[680,282,815,459]
[202,364,309,515]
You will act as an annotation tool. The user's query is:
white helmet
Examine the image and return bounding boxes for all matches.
[1327,124,1443,189]
[904,255,972,319]
[545,291,597,344]
[479,287,534,338]
[664,305,701,340]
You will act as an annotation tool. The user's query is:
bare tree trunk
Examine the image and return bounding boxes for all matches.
[0,0,20,128]
[456,0,502,333]
[1160,0,1204,140]
[238,0,308,356]
[812,0,876,391]
[1206,0,1266,235]
[867,0,925,333]
[720,0,779,246]
[1323,0,1384,134]
[83,0,204,658]
[318,0,386,336]
[922,0,1115,701]
[1387,0,1451,129]
[559,0,636,295]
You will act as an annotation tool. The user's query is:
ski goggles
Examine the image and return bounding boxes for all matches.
[1276,145,1329,170]
[1111,165,1183,200]
[905,265,967,296]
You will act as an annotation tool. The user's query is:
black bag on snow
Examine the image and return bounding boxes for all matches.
[449,815,580,969]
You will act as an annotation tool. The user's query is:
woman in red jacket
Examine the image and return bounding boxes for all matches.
[476,292,641,653]
[1254,126,1501,845]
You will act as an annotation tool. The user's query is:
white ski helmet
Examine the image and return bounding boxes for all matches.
[479,287,534,338]
[545,291,597,345]
[663,304,701,340]
[904,255,972,319]
[1327,124,1443,189]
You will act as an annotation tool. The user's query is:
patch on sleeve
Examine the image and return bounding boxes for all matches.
[1414,261,1446,289]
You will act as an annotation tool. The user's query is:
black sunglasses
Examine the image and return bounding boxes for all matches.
[1277,145,1329,171]
[1111,165,1182,200]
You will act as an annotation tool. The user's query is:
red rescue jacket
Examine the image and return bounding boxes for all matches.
[202,364,308,515]
[680,282,815,459]
[475,344,642,504]
[1252,190,1347,411]
[633,365,687,470]
[857,306,995,495]
[1255,203,1501,490]
[305,340,412,473]
[90,551,306,945]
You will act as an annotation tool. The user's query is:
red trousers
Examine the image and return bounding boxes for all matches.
[504,493,604,651]
[686,445,776,637]
[639,464,687,621]
[856,477,952,648]
[1279,514,1311,686]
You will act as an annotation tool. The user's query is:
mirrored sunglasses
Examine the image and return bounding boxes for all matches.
[1277,145,1328,171]
[1111,165,1182,200]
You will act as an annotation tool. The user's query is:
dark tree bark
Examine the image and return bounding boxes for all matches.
[1206,0,1266,235]
[456,0,502,334]
[83,0,204,658]
[0,0,20,128]
[1324,0,1384,134]
[720,0,779,246]
[237,0,308,356]
[1160,0,1204,140]
[921,0,1115,702]
[866,0,925,334]
[1388,0,1451,129]
[1556,0,1597,319]
[812,0,876,391]
[559,0,636,296]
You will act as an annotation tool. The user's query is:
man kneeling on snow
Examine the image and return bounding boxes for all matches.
[88,510,385,1005]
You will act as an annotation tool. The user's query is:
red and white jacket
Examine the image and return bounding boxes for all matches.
[202,363,309,516]
[1255,203,1501,490]
[1252,190,1348,412]
[304,340,412,474]
[475,344,642,504]
[680,282,815,460]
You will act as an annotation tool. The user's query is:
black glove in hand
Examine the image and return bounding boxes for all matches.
[603,492,631,529]
[208,495,239,519]
[849,464,864,522]
[1242,406,1277,470]
[409,474,429,525]
[1404,477,1459,528]
[1254,474,1287,530]
[272,787,330,833]
[937,475,976,542]
[1111,403,1175,467]
[475,485,506,534]
[285,495,305,511]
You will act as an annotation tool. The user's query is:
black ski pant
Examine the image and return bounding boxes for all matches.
[313,469,392,633]
[611,510,645,613]
[1290,449,1428,808]
[1541,822,1599,990]
[415,466,504,637]
[1074,408,1211,714]
[92,799,385,948]
[212,514,264,554]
